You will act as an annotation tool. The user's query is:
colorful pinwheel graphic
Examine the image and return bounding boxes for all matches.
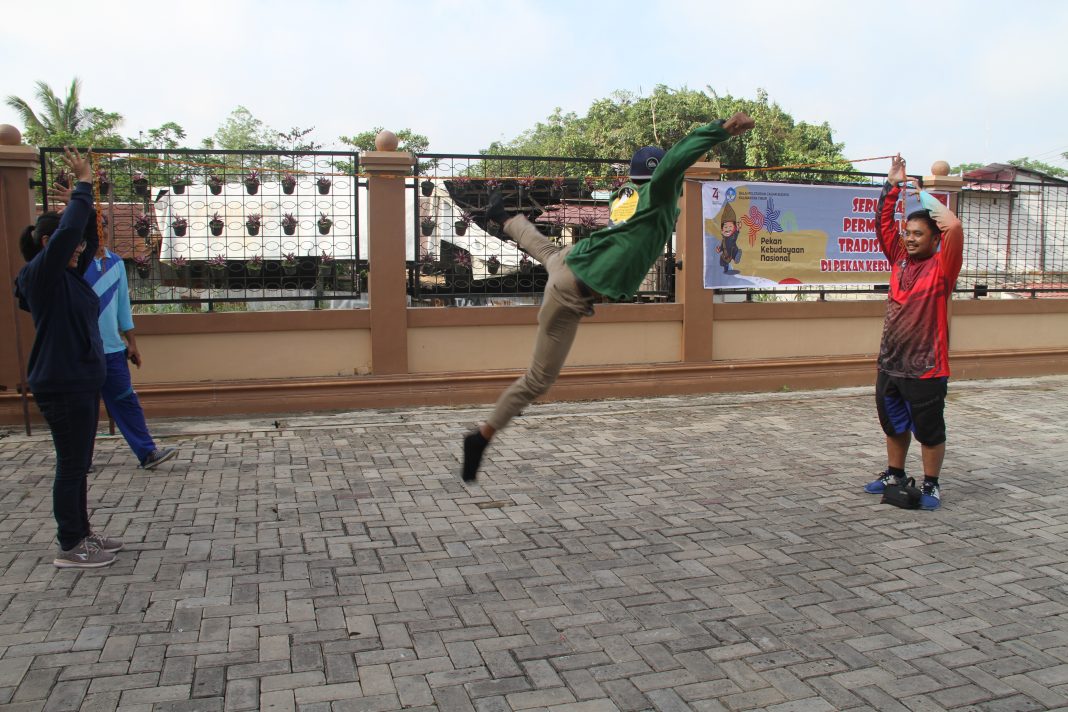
[764,198,783,234]
[742,205,765,246]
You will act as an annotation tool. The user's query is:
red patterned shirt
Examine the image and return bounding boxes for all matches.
[875,182,963,378]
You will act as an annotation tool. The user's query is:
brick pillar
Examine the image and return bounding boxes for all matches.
[361,131,414,375]
[678,161,722,362]
[0,126,38,426]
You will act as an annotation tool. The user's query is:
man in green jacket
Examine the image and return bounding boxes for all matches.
[461,112,755,482]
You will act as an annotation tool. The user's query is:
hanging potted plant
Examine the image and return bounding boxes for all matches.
[318,251,335,284]
[280,172,297,195]
[454,210,472,237]
[316,176,332,195]
[317,211,333,235]
[281,213,298,236]
[246,254,264,275]
[207,254,228,287]
[171,174,191,194]
[207,174,224,195]
[133,212,153,239]
[244,170,261,195]
[133,254,152,279]
[485,178,500,195]
[167,255,189,286]
[420,249,437,275]
[54,169,71,189]
[282,252,299,275]
[132,171,149,197]
[209,212,225,237]
[550,176,565,199]
[245,213,262,236]
[576,214,599,240]
[420,216,436,237]
[420,178,434,197]
[519,253,533,274]
[486,255,501,275]
[96,169,111,196]
[171,215,188,237]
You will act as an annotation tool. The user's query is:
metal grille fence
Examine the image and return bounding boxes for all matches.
[956,178,1068,297]
[38,147,365,313]
[410,153,675,307]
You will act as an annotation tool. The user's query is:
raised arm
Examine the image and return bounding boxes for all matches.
[647,112,754,204]
[922,192,964,283]
[39,148,94,276]
[876,155,906,262]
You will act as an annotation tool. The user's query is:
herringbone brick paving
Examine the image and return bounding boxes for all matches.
[1,376,1067,712]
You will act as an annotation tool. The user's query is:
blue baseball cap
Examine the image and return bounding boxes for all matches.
[629,146,665,180]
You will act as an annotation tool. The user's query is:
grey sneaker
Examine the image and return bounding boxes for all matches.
[86,531,124,552]
[141,447,177,470]
[54,539,116,569]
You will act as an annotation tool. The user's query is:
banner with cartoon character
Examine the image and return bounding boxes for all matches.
[702,181,946,289]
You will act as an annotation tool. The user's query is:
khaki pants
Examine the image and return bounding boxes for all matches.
[486,216,596,431]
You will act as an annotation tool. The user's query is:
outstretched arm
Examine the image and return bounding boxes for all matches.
[923,193,964,282]
[647,112,754,204]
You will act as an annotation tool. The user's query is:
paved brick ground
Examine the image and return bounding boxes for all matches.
[1,375,1067,712]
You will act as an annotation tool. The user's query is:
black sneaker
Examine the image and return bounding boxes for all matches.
[473,191,510,239]
[461,430,489,482]
[141,447,178,470]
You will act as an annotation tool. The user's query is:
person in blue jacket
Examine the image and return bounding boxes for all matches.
[15,148,122,569]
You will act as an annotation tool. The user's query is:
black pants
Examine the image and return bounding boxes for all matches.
[35,391,99,550]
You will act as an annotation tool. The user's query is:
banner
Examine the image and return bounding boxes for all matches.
[702,181,946,289]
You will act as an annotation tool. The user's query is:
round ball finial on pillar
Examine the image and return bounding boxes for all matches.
[375,130,399,152]
[0,124,23,146]
[931,160,950,176]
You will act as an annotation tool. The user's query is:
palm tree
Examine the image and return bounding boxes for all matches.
[5,78,85,144]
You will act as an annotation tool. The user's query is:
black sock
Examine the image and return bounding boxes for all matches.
[923,476,939,487]
[462,430,489,482]
[887,466,906,480]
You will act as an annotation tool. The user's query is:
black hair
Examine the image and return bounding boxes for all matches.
[19,211,61,262]
[905,209,940,237]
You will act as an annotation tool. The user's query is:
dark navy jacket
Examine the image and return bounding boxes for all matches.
[15,182,105,394]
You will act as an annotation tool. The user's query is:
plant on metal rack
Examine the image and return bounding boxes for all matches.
[244,169,261,195]
[317,211,333,235]
[316,176,332,194]
[207,254,228,271]
[133,212,153,237]
[281,172,298,194]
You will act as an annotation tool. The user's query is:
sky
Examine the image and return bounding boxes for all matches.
[2,0,1067,176]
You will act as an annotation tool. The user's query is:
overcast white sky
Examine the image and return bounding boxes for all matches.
[2,0,1066,175]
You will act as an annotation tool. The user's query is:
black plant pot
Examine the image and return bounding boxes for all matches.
[318,222,332,235]
[282,183,296,195]
[317,183,331,195]
[420,180,434,197]
[454,222,468,236]
[245,182,259,195]
[488,262,500,275]
[247,225,260,236]
[136,267,151,279]
[98,181,110,196]
[133,180,149,197]
[283,225,296,236]
[209,184,223,195]
[136,227,150,238]
[210,223,224,237]
[421,223,434,237]
[172,225,187,237]
[172,184,186,195]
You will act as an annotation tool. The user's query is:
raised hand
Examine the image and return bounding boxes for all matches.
[60,147,93,184]
[723,112,755,136]
[888,154,906,185]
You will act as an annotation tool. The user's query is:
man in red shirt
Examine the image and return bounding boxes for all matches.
[864,155,964,510]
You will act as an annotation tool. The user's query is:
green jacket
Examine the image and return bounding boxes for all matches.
[565,121,731,300]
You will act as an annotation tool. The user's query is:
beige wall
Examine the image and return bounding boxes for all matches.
[408,321,682,373]
[713,317,883,360]
[952,312,1068,351]
[137,329,373,382]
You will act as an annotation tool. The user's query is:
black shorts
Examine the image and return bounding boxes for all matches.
[875,371,948,446]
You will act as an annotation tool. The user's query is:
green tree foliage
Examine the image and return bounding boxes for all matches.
[484,85,851,179]
[5,78,124,148]
[201,106,277,150]
[339,127,430,154]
